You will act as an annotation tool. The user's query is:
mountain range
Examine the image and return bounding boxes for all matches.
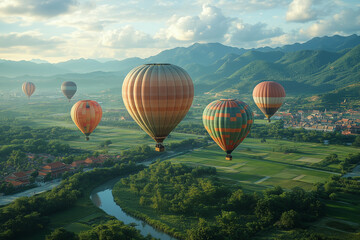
[1,34,360,96]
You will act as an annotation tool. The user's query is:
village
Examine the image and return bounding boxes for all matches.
[275,109,360,135]
[2,154,115,189]
[2,109,359,191]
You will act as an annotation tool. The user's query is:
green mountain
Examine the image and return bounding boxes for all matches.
[1,34,360,98]
[301,83,360,110]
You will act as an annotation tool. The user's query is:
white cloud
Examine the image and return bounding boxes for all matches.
[197,0,289,12]
[226,22,283,44]
[300,8,360,37]
[0,0,78,20]
[100,25,156,48]
[286,0,316,22]
[0,31,63,48]
[157,4,230,42]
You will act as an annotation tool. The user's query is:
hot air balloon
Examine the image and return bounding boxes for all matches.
[61,81,77,101]
[71,100,102,141]
[203,99,253,160]
[22,82,35,99]
[122,63,194,152]
[252,81,285,122]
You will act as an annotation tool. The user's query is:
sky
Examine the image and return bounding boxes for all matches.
[0,0,359,63]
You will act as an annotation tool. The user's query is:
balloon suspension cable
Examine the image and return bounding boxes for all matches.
[225,154,232,161]
[85,136,90,141]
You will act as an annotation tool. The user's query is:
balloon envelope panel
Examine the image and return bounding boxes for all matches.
[253,81,285,120]
[22,82,35,98]
[61,81,77,100]
[71,100,102,140]
[122,64,194,144]
[203,99,253,155]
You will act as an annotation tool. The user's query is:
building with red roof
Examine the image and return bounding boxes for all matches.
[4,170,34,187]
[38,162,70,178]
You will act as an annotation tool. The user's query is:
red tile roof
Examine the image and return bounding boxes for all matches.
[43,162,66,169]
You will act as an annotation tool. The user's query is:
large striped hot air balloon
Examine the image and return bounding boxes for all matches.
[122,63,194,152]
[61,81,77,101]
[22,82,35,99]
[203,99,253,160]
[252,81,285,122]
[71,100,102,141]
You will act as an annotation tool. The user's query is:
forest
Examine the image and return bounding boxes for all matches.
[114,162,340,240]
[0,162,144,240]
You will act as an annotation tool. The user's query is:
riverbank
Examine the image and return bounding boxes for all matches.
[112,181,198,240]
[91,179,175,240]
[0,179,61,206]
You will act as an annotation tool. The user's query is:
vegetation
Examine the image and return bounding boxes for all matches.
[0,162,144,240]
[45,220,155,240]
[114,162,326,239]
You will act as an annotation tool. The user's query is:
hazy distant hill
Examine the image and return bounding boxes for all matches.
[1,34,360,97]
[145,42,246,66]
[0,60,70,77]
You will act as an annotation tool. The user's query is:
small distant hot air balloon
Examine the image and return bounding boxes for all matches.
[71,100,102,141]
[122,63,194,152]
[22,82,35,99]
[203,99,253,160]
[61,81,77,102]
[252,81,285,122]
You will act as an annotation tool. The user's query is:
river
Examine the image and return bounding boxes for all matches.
[90,177,176,240]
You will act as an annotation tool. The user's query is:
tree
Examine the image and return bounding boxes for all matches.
[329,193,337,200]
[353,136,360,147]
[278,210,300,229]
[46,228,78,240]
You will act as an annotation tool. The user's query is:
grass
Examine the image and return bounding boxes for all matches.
[169,142,340,191]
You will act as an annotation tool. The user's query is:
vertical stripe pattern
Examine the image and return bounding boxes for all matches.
[252,81,285,120]
[22,82,35,98]
[122,64,194,144]
[61,81,77,101]
[71,100,102,140]
[203,99,254,156]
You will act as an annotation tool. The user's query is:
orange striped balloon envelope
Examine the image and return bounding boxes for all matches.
[22,82,35,99]
[252,81,285,122]
[71,100,102,141]
[122,64,194,152]
[203,99,253,160]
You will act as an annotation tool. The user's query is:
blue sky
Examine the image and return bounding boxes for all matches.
[0,0,359,62]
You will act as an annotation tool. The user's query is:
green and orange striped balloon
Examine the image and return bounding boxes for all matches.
[71,100,102,141]
[22,82,35,99]
[253,81,285,122]
[122,63,194,152]
[203,99,253,160]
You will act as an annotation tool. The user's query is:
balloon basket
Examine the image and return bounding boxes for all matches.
[155,144,165,152]
[225,154,232,161]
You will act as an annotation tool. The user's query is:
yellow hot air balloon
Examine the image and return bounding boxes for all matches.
[252,81,285,122]
[22,82,35,99]
[122,64,194,152]
[71,100,102,141]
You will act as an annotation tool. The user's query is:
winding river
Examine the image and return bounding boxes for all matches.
[90,177,176,240]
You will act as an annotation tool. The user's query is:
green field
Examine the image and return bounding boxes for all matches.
[167,137,360,191]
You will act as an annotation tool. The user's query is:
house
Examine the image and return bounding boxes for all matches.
[38,162,70,178]
[4,170,34,187]
[71,160,86,168]
[84,156,104,165]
